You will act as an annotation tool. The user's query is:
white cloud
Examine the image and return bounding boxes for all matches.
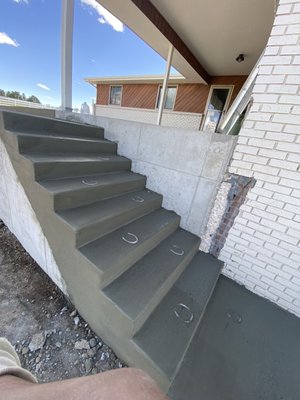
[81,0,124,32]
[0,32,19,47]
[13,0,29,4]
[37,83,50,91]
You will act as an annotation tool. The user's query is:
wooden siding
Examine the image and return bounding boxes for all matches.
[97,84,110,105]
[174,84,208,113]
[121,84,159,109]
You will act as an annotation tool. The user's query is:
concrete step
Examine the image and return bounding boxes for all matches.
[57,189,162,247]
[103,228,201,336]
[132,252,223,386]
[2,110,104,139]
[17,133,116,155]
[80,209,180,287]
[39,171,147,210]
[26,154,131,180]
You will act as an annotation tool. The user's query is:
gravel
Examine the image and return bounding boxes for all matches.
[0,220,126,383]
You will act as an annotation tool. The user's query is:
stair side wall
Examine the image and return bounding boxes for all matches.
[0,137,66,293]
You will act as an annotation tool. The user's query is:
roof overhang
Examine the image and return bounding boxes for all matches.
[96,0,275,83]
[85,74,188,85]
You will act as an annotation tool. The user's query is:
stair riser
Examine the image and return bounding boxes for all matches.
[52,177,147,210]
[100,216,180,288]
[18,136,117,155]
[102,238,200,338]
[4,112,104,139]
[34,160,132,180]
[76,198,162,247]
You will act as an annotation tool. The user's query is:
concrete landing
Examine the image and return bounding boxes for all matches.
[169,276,300,400]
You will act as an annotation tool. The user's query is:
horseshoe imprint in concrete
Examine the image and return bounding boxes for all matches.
[122,232,139,244]
[170,245,185,256]
[81,179,98,186]
[132,196,145,203]
[173,303,194,324]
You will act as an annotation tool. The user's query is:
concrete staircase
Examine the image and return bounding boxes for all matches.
[0,110,223,393]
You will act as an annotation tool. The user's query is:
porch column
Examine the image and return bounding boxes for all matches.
[61,0,74,111]
[157,44,174,125]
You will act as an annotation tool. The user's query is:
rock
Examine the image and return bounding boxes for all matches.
[21,347,29,355]
[100,352,107,361]
[70,310,77,317]
[74,317,80,326]
[84,358,92,373]
[29,333,45,352]
[74,339,90,350]
[117,361,123,368]
[87,348,96,357]
[46,313,51,319]
[55,342,62,348]
[91,368,97,375]
[89,338,97,348]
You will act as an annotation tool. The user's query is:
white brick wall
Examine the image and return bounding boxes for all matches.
[220,0,300,318]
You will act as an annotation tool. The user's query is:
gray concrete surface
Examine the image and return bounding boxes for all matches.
[169,276,300,400]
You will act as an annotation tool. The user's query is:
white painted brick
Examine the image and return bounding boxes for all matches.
[228,166,253,177]
[251,186,273,198]
[277,3,293,14]
[258,148,287,160]
[252,164,279,176]
[292,276,300,285]
[231,160,253,170]
[264,182,291,195]
[287,228,300,240]
[277,142,300,153]
[263,46,280,56]
[261,218,287,232]
[294,55,300,64]
[252,208,277,221]
[265,242,291,257]
[273,113,300,124]
[278,217,300,231]
[277,255,298,270]
[266,205,294,219]
[247,200,265,211]
[266,132,296,143]
[272,229,299,246]
[280,177,300,189]
[243,154,268,165]
[243,255,267,270]
[254,173,280,184]
[239,128,266,138]
[242,120,255,129]
[283,124,300,134]
[261,276,284,290]
[252,93,279,103]
[294,3,300,12]
[234,223,255,235]
[274,14,300,26]
[261,104,291,113]
[286,75,300,84]
[292,188,300,197]
[269,159,298,170]
[281,45,300,54]
[258,65,274,75]
[248,221,272,235]
[285,203,300,214]
[262,55,292,65]
[228,233,249,247]
[258,196,284,209]
[252,85,268,94]
[286,23,300,34]
[248,138,275,149]
[271,25,286,35]
[273,267,293,281]
[274,65,300,74]
[273,192,300,205]
[291,105,300,114]
[237,137,248,145]
[279,169,300,181]
[279,94,300,104]
[255,122,283,132]
[281,241,300,256]
[285,288,300,299]
[268,287,293,302]
[267,84,298,94]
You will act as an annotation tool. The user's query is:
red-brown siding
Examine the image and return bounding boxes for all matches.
[97,84,110,105]
[121,84,159,109]
[173,84,208,113]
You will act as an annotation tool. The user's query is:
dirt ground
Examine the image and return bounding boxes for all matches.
[0,220,125,383]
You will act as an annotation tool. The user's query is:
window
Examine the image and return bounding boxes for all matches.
[109,86,122,105]
[156,86,177,110]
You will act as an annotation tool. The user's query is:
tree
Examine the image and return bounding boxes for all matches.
[5,91,23,100]
[0,89,5,97]
[27,95,41,104]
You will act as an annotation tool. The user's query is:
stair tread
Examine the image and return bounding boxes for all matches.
[132,252,223,380]
[57,189,162,231]
[38,171,145,194]
[25,153,128,163]
[103,229,200,321]
[17,132,110,144]
[80,209,180,281]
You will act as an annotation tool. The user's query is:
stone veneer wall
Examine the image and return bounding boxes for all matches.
[214,0,300,317]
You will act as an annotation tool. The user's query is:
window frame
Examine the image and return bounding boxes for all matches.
[156,85,178,111]
[109,85,123,106]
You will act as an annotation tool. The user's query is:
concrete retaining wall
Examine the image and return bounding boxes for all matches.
[56,111,236,237]
[0,138,66,293]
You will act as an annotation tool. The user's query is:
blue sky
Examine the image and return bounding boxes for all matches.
[0,0,169,108]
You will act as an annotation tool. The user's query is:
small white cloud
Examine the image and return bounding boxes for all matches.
[91,59,96,63]
[81,0,124,32]
[0,32,19,47]
[13,0,29,4]
[37,83,50,91]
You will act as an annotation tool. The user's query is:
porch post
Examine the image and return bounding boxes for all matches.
[157,44,174,125]
[61,0,74,111]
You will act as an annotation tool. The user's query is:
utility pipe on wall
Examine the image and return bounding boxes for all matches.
[157,44,174,125]
[61,0,74,111]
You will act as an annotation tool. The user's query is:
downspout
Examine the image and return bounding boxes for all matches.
[61,0,74,111]
[157,44,174,125]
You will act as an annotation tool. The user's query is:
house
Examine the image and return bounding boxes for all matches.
[1,0,300,398]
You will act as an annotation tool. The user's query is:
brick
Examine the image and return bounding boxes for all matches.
[293,56,300,64]
[272,230,299,246]
[252,164,279,176]
[286,23,300,34]
[278,217,300,231]
[266,205,294,219]
[285,288,300,299]
[252,85,268,94]
[237,136,248,145]
[292,189,300,198]
[261,218,287,232]
[243,154,268,165]
[280,169,300,181]
[254,173,280,184]
[228,166,253,177]
[231,160,252,170]
[255,122,283,132]
[258,65,274,75]
[251,186,273,198]
[287,228,300,239]
[271,25,286,35]
[294,3,300,12]
[285,203,300,214]
[274,14,300,26]
[265,242,291,257]
[252,208,277,221]
[277,4,293,14]
[264,182,292,195]
[262,56,292,65]
[258,196,284,209]
[254,231,278,246]
[269,159,298,170]
[262,276,284,290]
[263,47,280,56]
[243,120,255,129]
[274,65,300,74]
[235,146,259,157]
[281,241,300,256]
[247,199,266,211]
[281,45,300,54]
[261,104,291,113]
[268,287,293,302]
[286,75,300,84]
[248,138,275,149]
[279,94,300,104]
[252,93,279,103]
[268,84,298,94]
[273,192,299,205]
[234,223,255,236]
[240,211,260,223]
[248,221,272,235]
[292,276,300,285]
[291,105,300,115]
[265,132,296,143]
[239,128,266,138]
[280,177,300,189]
[277,142,300,153]
[258,148,287,160]
[273,113,300,124]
